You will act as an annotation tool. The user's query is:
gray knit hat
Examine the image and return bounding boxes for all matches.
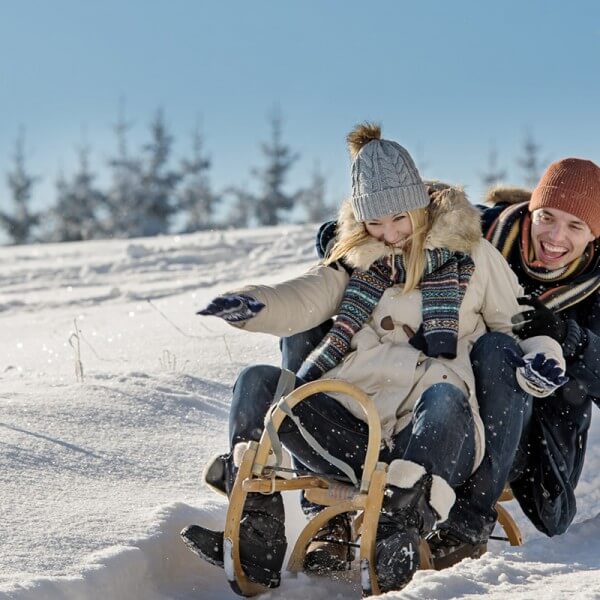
[348,123,430,221]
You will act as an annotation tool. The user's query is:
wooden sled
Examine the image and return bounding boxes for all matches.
[221,378,522,597]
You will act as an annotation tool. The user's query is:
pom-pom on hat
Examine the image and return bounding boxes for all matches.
[347,123,429,222]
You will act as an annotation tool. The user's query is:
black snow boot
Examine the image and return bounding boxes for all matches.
[426,527,487,570]
[303,512,355,574]
[182,451,287,589]
[180,524,224,567]
[181,492,287,588]
[203,452,236,496]
[375,460,454,593]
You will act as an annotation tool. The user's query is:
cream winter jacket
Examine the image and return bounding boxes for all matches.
[230,188,565,470]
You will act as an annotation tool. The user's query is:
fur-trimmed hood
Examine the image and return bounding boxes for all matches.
[485,186,531,207]
[336,186,482,270]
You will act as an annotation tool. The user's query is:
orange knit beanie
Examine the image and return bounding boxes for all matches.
[529,158,600,237]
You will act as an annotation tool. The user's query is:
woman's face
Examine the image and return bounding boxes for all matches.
[364,212,413,247]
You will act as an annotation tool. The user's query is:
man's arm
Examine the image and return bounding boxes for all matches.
[561,292,600,407]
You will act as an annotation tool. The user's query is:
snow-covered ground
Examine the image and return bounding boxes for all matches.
[1,226,599,599]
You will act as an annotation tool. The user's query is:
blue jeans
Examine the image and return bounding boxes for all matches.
[281,327,532,541]
[230,364,475,491]
[440,332,533,543]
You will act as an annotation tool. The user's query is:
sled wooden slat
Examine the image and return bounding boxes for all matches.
[242,476,328,494]
[304,486,365,509]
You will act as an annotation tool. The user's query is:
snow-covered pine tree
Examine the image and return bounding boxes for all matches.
[105,107,141,238]
[517,131,543,189]
[48,146,106,242]
[479,145,507,189]
[223,185,253,229]
[135,108,181,236]
[251,108,300,226]
[299,161,334,223]
[178,124,220,232]
[0,129,40,244]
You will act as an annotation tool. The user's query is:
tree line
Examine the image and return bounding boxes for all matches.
[478,133,546,190]
[0,109,546,246]
[0,108,333,245]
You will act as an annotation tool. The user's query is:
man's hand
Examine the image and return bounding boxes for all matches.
[197,294,265,323]
[511,296,567,343]
[505,348,568,395]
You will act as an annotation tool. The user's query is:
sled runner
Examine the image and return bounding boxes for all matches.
[205,378,522,597]
[495,486,523,546]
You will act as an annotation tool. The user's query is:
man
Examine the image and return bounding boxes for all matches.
[427,157,600,566]
[289,157,600,569]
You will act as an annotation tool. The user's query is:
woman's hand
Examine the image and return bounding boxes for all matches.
[505,348,568,395]
[196,294,265,323]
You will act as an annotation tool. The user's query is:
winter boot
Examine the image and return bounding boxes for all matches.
[303,512,355,574]
[203,443,288,496]
[180,524,224,567]
[375,460,456,593]
[182,446,288,589]
[181,492,287,588]
[203,452,235,496]
[426,527,487,570]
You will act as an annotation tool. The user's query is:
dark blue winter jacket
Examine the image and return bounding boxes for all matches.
[480,202,600,535]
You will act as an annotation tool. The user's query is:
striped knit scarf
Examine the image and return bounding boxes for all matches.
[486,202,600,311]
[297,249,475,383]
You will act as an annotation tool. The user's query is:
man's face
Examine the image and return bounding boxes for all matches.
[530,207,595,269]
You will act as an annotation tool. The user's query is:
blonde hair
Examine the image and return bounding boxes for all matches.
[325,206,431,294]
[324,228,371,265]
[403,207,429,293]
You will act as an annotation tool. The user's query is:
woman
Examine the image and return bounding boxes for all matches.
[182,124,567,593]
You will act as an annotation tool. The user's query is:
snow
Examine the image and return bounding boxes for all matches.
[1,225,599,599]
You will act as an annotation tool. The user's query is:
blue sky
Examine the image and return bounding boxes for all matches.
[1,0,599,218]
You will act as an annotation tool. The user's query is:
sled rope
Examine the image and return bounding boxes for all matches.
[263,369,359,487]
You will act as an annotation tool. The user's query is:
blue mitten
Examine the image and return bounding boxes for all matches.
[505,348,569,395]
[196,294,265,323]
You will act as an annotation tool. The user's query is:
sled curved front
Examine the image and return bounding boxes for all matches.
[253,379,383,493]
[223,378,386,597]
